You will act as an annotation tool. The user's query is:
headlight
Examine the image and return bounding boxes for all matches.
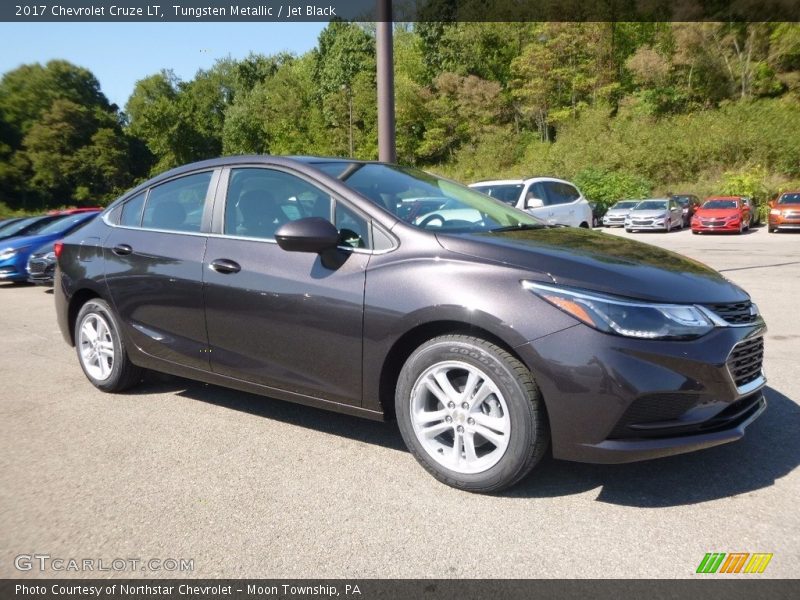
[770,209,781,215]
[0,248,19,261]
[522,282,715,340]
[44,251,56,261]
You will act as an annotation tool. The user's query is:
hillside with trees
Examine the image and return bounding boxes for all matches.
[1,21,799,217]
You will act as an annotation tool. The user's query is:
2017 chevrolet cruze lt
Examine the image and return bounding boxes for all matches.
[54,156,767,492]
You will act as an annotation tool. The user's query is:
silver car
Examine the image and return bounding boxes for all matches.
[602,200,640,227]
[625,198,684,232]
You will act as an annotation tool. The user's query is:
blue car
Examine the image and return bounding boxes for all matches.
[0,211,100,282]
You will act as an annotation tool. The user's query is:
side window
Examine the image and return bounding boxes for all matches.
[225,168,333,240]
[561,184,580,203]
[119,192,146,227]
[529,183,549,205]
[335,202,369,249]
[142,171,212,233]
[542,182,564,205]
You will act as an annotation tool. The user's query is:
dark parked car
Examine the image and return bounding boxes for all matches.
[0,211,100,282]
[671,194,701,227]
[55,156,767,492]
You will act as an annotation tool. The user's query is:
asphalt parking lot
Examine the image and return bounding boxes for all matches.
[0,226,798,579]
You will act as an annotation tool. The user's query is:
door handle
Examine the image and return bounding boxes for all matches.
[210,258,241,274]
[112,244,132,256]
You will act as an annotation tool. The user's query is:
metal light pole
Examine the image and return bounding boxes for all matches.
[376,0,396,163]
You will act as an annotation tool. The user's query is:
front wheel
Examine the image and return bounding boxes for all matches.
[395,335,549,493]
[75,298,143,392]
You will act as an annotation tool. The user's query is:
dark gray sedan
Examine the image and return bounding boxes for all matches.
[53,156,766,492]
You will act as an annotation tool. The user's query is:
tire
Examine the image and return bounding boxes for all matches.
[769,227,777,233]
[692,230,699,234]
[625,228,632,233]
[75,298,143,392]
[395,335,549,493]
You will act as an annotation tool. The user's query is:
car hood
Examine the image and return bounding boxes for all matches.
[628,209,667,218]
[436,227,748,303]
[605,208,632,215]
[695,208,739,218]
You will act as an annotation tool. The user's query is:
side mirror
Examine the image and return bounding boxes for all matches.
[525,197,544,209]
[275,217,339,253]
[768,199,775,208]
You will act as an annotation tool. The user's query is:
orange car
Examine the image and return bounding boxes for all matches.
[691,196,751,234]
[769,191,800,232]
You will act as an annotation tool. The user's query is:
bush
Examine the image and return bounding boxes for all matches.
[573,168,652,210]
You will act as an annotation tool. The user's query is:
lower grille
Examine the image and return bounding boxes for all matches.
[727,337,764,388]
[28,260,47,275]
[609,394,699,438]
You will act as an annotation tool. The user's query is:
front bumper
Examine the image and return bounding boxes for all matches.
[692,220,741,232]
[603,215,627,227]
[625,219,667,230]
[0,261,28,281]
[769,213,800,229]
[516,321,767,464]
[27,257,56,286]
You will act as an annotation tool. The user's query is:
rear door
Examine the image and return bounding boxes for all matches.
[103,169,218,370]
[203,166,369,407]
[542,181,580,226]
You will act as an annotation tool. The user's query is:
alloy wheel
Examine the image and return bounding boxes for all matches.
[409,360,511,474]
[77,313,115,381]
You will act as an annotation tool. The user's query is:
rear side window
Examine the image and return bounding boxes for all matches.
[142,172,212,233]
[545,182,580,205]
[119,192,146,227]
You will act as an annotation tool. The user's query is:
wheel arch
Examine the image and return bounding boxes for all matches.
[377,320,529,420]
[66,288,104,346]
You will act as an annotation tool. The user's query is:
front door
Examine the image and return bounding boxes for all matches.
[203,167,369,407]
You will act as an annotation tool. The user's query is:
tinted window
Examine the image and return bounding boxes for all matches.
[472,184,524,206]
[35,213,96,235]
[225,168,333,240]
[545,182,580,205]
[312,162,544,232]
[120,192,146,227]
[142,172,212,233]
[335,202,369,249]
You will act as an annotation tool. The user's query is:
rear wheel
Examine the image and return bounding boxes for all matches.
[75,298,142,392]
[395,335,549,493]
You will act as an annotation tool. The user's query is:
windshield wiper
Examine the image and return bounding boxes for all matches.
[489,224,545,233]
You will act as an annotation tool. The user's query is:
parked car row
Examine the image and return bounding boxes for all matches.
[600,194,776,235]
[0,209,101,285]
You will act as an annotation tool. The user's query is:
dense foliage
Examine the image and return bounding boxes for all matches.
[1,22,799,216]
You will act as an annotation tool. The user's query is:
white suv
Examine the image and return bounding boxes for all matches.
[469,177,593,228]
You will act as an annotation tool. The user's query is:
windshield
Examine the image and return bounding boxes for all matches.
[313,162,544,232]
[778,193,800,205]
[35,213,95,235]
[0,216,50,237]
[634,200,667,211]
[470,184,525,206]
[703,200,738,209]
[612,201,639,210]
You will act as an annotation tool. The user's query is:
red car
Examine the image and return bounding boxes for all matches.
[691,196,751,234]
[47,207,103,215]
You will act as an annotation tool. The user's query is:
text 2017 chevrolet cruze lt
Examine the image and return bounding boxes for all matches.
[54,156,767,492]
